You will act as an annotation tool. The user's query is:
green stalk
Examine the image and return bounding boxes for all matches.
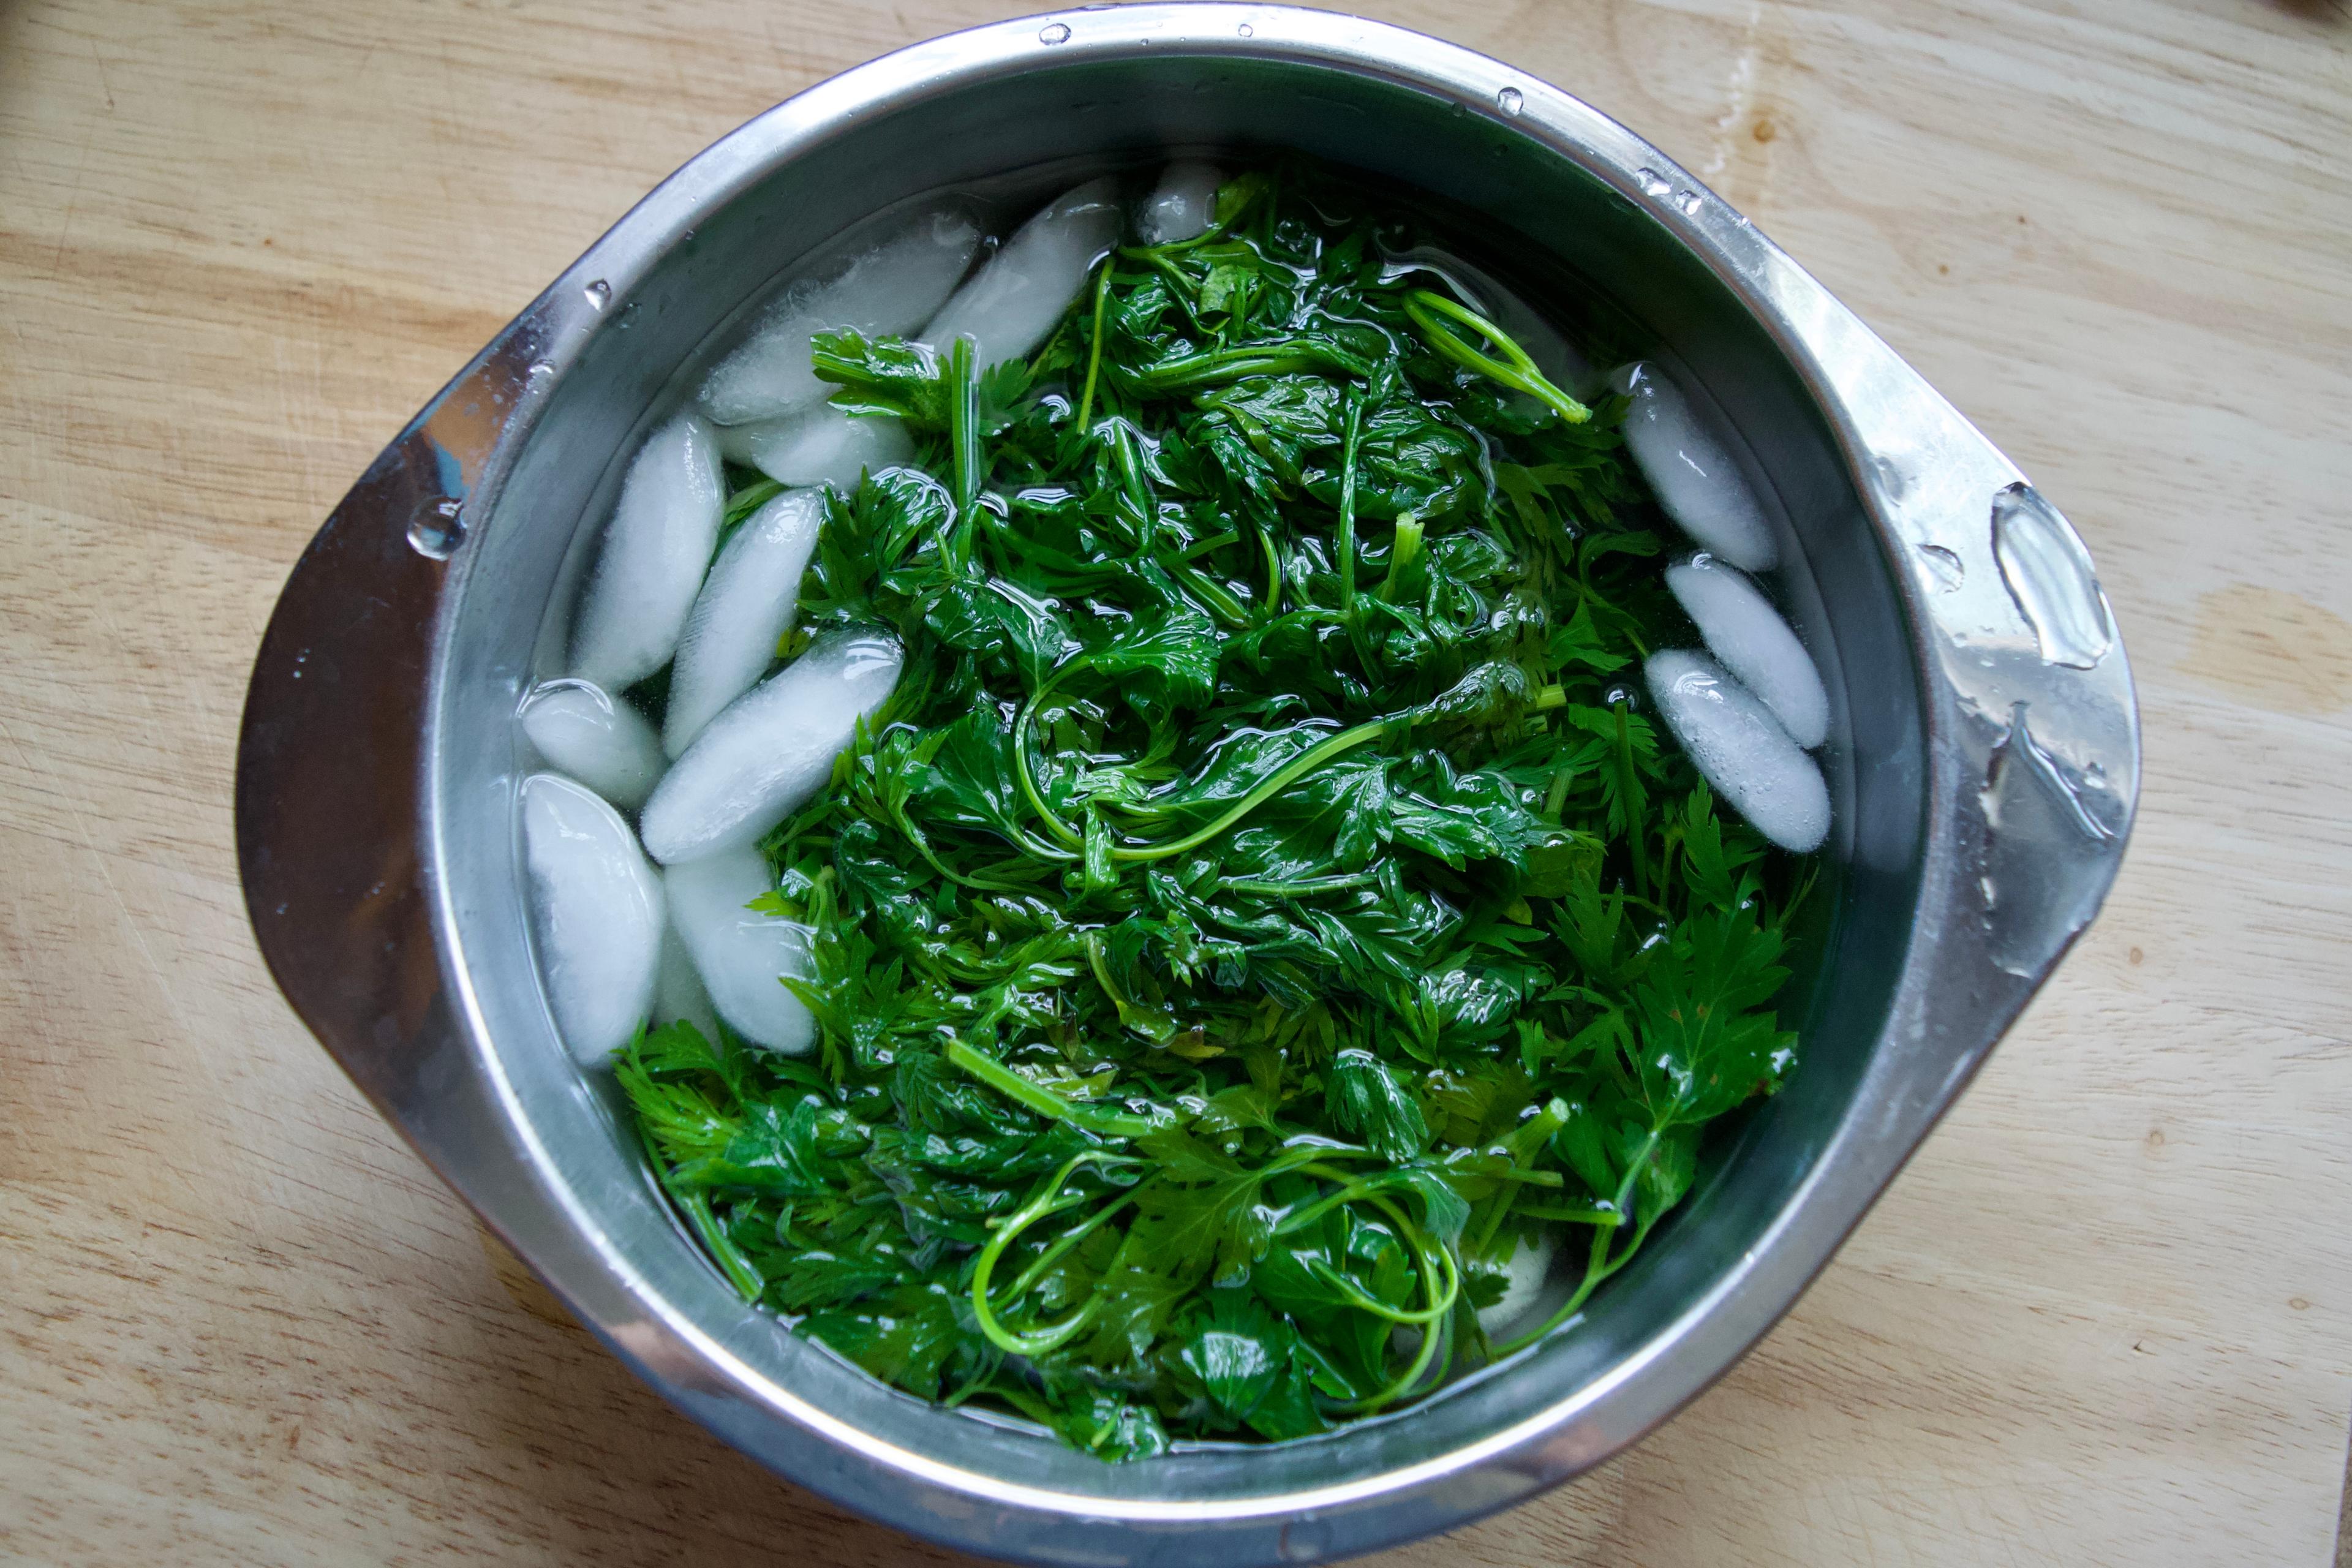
[1336,393,1363,615]
[1217,870,1381,898]
[1011,662,1091,851]
[947,336,982,559]
[944,1038,1159,1139]
[1401,288,1591,425]
[1615,702,1649,898]
[1130,341,1371,393]
[1258,527,1284,617]
[679,1191,765,1303]
[970,1153,1122,1356]
[1491,1124,1661,1355]
[1108,718,1390,863]
[1378,513,1424,603]
[1075,262,1114,434]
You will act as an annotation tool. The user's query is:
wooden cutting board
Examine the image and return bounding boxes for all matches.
[4,1,2347,1562]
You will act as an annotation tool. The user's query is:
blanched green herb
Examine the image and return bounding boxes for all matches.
[620,165,1812,1459]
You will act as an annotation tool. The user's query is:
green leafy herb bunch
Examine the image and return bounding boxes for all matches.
[619,164,1815,1460]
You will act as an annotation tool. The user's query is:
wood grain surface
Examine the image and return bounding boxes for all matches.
[4,1,2349,1562]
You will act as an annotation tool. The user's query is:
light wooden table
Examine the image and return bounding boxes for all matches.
[4,1,2348,1562]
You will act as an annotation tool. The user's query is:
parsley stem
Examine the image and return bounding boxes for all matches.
[1076,260,1113,434]
[1378,513,1423,603]
[944,1038,1158,1139]
[679,1191,764,1303]
[1011,662,1090,851]
[947,336,981,556]
[1107,718,1390,863]
[1217,870,1381,898]
[1329,1195,1455,1412]
[970,1151,1133,1356]
[1401,288,1591,426]
[1336,393,1363,616]
[1000,1184,1147,1302]
[1615,702,1649,899]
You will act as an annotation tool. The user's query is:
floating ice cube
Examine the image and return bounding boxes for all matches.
[921,176,1124,371]
[1136,160,1221,245]
[715,405,913,491]
[520,773,664,1065]
[698,203,985,426]
[1476,1229,1559,1337]
[665,847,816,1054]
[665,489,826,758]
[1381,245,1594,400]
[1612,362,1776,572]
[652,924,721,1042]
[638,630,903,865]
[569,413,725,692]
[519,679,665,810]
[1646,649,1830,853]
[1666,557,1830,749]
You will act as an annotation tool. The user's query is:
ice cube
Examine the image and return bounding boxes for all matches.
[665,488,826,758]
[1667,557,1830,749]
[699,202,984,426]
[520,773,664,1065]
[921,176,1123,371]
[665,847,815,1054]
[569,413,725,692]
[638,630,903,865]
[1136,160,1221,245]
[1646,649,1830,853]
[519,679,665,810]
[1476,1230,1559,1337]
[715,405,912,491]
[652,922,721,1042]
[1613,363,1776,571]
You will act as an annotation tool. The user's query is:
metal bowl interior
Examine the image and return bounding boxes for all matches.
[237,8,2135,1564]
[447,18,1912,1528]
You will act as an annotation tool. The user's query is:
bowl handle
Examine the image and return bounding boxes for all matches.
[1735,233,2140,1115]
[234,320,546,1128]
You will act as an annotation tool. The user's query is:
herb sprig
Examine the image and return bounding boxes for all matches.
[619,165,1813,1459]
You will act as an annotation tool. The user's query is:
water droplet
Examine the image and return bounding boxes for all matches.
[1675,189,1704,216]
[1992,482,2113,669]
[582,279,611,311]
[1637,168,1673,198]
[1236,20,1253,36]
[1038,21,1071,43]
[408,497,464,560]
[527,359,555,383]
[1496,86,1524,116]
[1277,1515,1332,1563]
[1916,543,1965,592]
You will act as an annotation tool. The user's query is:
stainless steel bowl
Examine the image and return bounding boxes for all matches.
[235,7,2139,1562]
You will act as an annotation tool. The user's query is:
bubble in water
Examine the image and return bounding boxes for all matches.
[1917,543,1965,591]
[408,497,464,560]
[582,279,611,311]
[1675,189,1704,216]
[1637,168,1673,198]
[1496,86,1524,116]
[1038,21,1071,43]
[1237,20,1253,36]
